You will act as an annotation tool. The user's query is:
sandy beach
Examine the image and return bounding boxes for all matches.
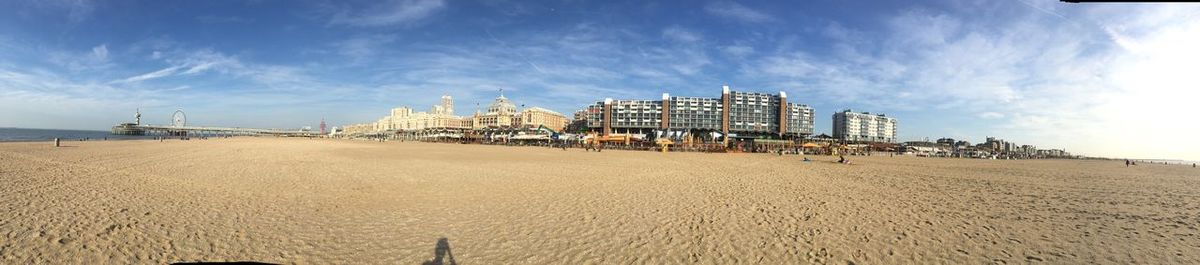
[1,137,1197,264]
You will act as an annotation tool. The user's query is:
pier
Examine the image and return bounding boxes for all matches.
[112,124,319,137]
[110,109,319,137]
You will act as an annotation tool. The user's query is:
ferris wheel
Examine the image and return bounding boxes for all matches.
[171,109,187,127]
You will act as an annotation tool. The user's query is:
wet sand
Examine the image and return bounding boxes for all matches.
[1,138,1197,264]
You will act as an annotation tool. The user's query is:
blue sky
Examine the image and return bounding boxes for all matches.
[1,0,1198,160]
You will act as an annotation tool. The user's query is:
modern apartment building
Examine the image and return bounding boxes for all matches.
[584,85,815,140]
[832,109,897,143]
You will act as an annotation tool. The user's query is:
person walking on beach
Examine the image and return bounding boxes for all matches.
[1126,159,1131,167]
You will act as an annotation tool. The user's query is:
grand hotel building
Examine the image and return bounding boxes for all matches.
[583,86,815,141]
[340,93,569,136]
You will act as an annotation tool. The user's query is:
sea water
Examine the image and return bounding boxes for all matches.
[0,128,153,141]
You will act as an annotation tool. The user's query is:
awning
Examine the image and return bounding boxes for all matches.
[753,139,792,144]
[510,135,551,140]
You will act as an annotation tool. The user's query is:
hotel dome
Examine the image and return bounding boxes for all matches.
[486,94,517,115]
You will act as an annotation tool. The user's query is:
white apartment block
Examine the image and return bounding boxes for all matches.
[832,109,897,143]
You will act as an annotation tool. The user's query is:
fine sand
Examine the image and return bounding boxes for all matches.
[1,138,1198,264]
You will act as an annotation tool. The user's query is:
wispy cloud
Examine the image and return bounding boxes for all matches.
[978,112,1004,119]
[2,44,373,129]
[29,0,97,22]
[91,44,108,60]
[0,65,165,129]
[704,1,773,23]
[738,5,1200,160]
[111,49,240,84]
[196,15,254,24]
[720,44,754,58]
[45,43,113,72]
[662,26,702,43]
[64,0,94,22]
[3,1,1197,160]
[329,0,446,27]
[332,35,398,63]
[114,65,183,84]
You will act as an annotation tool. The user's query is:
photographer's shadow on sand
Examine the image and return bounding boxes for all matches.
[170,237,457,265]
[422,237,457,265]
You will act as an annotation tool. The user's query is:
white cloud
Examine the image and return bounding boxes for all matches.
[91,44,108,60]
[757,52,821,79]
[479,0,535,17]
[171,50,243,76]
[330,0,446,27]
[114,65,183,84]
[662,26,702,43]
[704,1,773,23]
[740,5,1200,160]
[2,44,372,129]
[196,15,254,24]
[720,45,755,58]
[656,47,711,76]
[112,49,240,84]
[886,10,962,47]
[1079,12,1200,160]
[5,2,1193,160]
[354,25,710,116]
[333,35,398,63]
[0,66,164,129]
[179,61,218,75]
[46,44,114,72]
[749,8,1089,111]
[978,112,1004,119]
[65,0,94,22]
[30,0,96,22]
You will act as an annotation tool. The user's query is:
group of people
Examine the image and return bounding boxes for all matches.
[1126,159,1197,168]
[582,143,604,152]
